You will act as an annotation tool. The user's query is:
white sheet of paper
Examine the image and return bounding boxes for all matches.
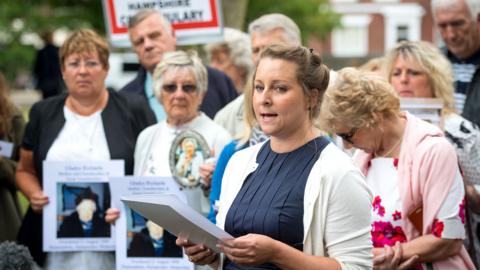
[110,176,193,270]
[0,140,14,158]
[43,160,124,252]
[122,193,233,253]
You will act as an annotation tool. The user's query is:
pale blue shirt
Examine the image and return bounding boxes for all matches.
[145,72,166,122]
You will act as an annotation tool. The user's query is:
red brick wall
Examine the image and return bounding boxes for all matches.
[368,13,385,54]
[322,0,435,57]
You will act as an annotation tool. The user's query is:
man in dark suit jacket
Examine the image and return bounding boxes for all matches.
[120,9,238,121]
[127,220,181,258]
[57,187,109,238]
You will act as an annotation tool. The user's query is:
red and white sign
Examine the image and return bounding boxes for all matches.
[102,0,223,47]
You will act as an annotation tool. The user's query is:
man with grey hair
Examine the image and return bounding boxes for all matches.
[213,13,301,138]
[249,13,301,63]
[432,0,480,126]
[120,9,238,121]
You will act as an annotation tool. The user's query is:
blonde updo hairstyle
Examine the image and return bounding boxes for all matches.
[244,44,330,131]
[383,40,456,114]
[320,67,400,133]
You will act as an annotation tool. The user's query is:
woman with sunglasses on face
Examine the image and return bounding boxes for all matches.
[106,51,231,225]
[176,45,373,270]
[321,67,475,270]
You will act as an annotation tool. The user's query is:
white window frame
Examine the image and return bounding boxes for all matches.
[381,4,425,50]
[331,15,371,57]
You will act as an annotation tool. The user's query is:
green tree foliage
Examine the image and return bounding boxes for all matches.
[245,0,340,43]
[0,0,340,87]
[0,0,104,85]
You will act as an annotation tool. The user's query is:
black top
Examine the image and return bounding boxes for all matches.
[17,90,155,266]
[224,137,330,270]
[119,66,238,119]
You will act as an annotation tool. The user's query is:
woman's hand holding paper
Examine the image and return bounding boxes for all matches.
[176,236,219,266]
[217,233,277,266]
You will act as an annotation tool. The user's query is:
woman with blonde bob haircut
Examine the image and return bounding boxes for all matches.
[383,40,455,113]
[385,40,480,266]
[321,67,475,269]
[384,40,480,189]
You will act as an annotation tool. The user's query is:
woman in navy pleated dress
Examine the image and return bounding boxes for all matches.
[177,44,373,270]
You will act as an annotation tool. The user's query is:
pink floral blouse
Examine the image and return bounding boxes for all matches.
[366,157,466,248]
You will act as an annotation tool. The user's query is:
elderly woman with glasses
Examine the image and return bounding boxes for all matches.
[106,51,231,223]
[321,67,475,270]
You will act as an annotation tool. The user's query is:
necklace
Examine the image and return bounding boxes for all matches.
[375,136,402,158]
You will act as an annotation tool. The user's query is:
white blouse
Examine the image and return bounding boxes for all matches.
[47,107,109,161]
[45,106,113,270]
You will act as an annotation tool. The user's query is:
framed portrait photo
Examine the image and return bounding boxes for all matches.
[169,130,211,188]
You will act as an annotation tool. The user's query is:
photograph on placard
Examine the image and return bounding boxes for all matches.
[57,182,110,238]
[126,207,182,258]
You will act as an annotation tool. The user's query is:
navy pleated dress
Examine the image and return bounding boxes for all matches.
[224,137,330,269]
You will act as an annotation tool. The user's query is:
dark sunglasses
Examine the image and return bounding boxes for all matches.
[162,84,197,93]
[337,127,357,144]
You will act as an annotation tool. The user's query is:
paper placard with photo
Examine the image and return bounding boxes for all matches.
[169,130,211,188]
[42,160,124,252]
[400,98,443,127]
[109,176,193,270]
[0,140,14,158]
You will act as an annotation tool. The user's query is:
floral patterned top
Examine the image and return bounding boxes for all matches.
[366,157,466,248]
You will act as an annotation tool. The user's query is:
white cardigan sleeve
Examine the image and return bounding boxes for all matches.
[304,144,373,270]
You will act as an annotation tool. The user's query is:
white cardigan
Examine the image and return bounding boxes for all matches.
[216,142,373,270]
